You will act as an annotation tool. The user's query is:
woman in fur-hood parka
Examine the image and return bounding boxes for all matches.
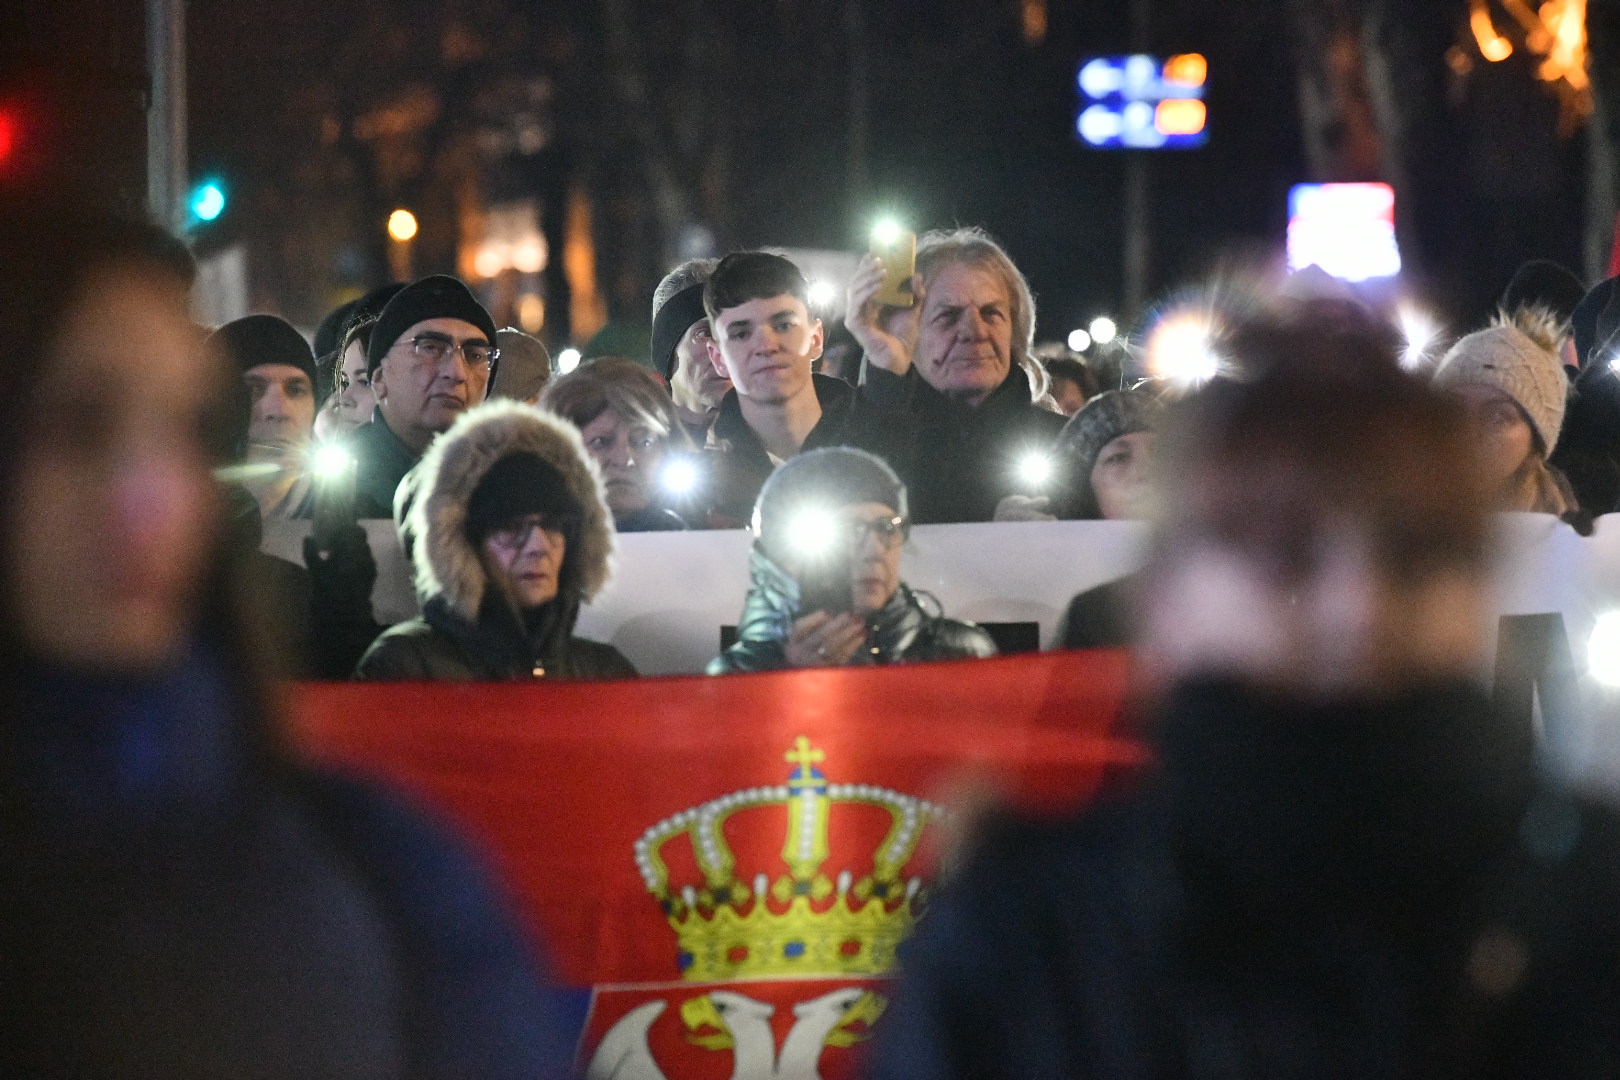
[355,400,637,680]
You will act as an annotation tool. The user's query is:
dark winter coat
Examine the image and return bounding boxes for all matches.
[866,681,1620,1080]
[345,408,422,519]
[358,595,635,680]
[1058,574,1136,650]
[0,648,569,1078]
[704,373,915,526]
[355,401,634,681]
[708,547,996,673]
[865,363,1067,524]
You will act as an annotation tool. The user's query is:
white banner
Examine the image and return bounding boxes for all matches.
[264,515,1620,788]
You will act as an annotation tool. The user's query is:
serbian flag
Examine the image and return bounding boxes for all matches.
[293,650,1140,1080]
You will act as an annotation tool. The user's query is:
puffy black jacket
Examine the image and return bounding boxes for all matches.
[708,548,996,673]
[357,594,635,681]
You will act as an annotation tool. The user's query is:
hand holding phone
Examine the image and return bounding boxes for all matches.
[869,225,917,308]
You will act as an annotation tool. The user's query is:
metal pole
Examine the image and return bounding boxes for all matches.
[845,0,870,229]
[146,0,186,232]
[1122,0,1152,321]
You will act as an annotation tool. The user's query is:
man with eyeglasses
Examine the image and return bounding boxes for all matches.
[708,448,995,673]
[346,275,500,517]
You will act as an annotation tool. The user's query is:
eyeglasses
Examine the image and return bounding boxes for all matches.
[401,333,499,370]
[486,512,576,551]
[842,515,908,549]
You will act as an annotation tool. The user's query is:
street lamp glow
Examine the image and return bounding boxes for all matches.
[387,209,419,242]
[191,183,226,222]
[1067,328,1092,352]
[556,348,582,374]
[1088,316,1118,345]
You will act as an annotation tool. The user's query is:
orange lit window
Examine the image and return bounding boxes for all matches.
[1155,99,1207,136]
[1162,53,1208,88]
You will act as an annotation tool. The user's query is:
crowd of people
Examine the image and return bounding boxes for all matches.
[9,197,1620,1073]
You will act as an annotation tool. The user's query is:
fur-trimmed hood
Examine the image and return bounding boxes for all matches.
[408,399,615,621]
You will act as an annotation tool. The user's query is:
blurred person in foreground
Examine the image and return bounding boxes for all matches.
[0,208,567,1076]
[845,226,1065,523]
[542,356,692,532]
[1431,308,1576,519]
[651,257,729,444]
[346,275,498,517]
[356,399,636,680]
[708,448,994,673]
[210,314,319,520]
[865,312,1620,1078]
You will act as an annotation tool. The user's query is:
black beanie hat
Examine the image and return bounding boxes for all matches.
[366,275,498,375]
[464,451,583,542]
[1500,260,1585,325]
[208,314,317,385]
[650,282,710,381]
[752,447,906,563]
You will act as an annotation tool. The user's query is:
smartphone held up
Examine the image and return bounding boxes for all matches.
[870,221,917,308]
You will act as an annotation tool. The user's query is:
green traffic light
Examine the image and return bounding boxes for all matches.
[191,182,225,222]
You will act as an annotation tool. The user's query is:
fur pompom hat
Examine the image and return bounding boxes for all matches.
[1433,307,1569,454]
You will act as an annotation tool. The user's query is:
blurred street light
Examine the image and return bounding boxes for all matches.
[387,209,419,242]
[1089,316,1118,344]
[1067,328,1093,352]
[557,348,581,374]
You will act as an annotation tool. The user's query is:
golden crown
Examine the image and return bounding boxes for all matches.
[634,737,944,982]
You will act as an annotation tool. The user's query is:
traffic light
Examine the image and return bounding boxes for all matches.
[189,180,226,224]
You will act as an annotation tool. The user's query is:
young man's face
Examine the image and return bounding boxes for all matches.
[244,363,315,454]
[671,317,731,415]
[707,294,823,407]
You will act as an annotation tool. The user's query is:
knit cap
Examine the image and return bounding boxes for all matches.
[1432,309,1568,454]
[1057,389,1164,505]
[752,448,906,564]
[366,275,497,374]
[207,314,317,385]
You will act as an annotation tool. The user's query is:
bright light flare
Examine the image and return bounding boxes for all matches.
[556,348,582,374]
[1089,316,1118,344]
[1144,312,1221,386]
[787,507,840,561]
[387,209,419,242]
[1017,452,1055,489]
[1067,328,1092,352]
[661,457,701,497]
[807,279,838,308]
[312,444,356,481]
[1590,611,1620,685]
[1396,304,1441,370]
[871,219,904,246]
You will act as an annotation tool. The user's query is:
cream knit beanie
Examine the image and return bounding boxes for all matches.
[1433,307,1568,454]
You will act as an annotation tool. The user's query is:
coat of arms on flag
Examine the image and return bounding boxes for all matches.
[581,736,944,1080]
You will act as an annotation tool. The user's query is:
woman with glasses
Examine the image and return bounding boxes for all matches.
[708,448,996,673]
[355,399,636,680]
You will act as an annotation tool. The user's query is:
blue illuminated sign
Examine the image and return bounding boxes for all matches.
[1076,54,1208,150]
